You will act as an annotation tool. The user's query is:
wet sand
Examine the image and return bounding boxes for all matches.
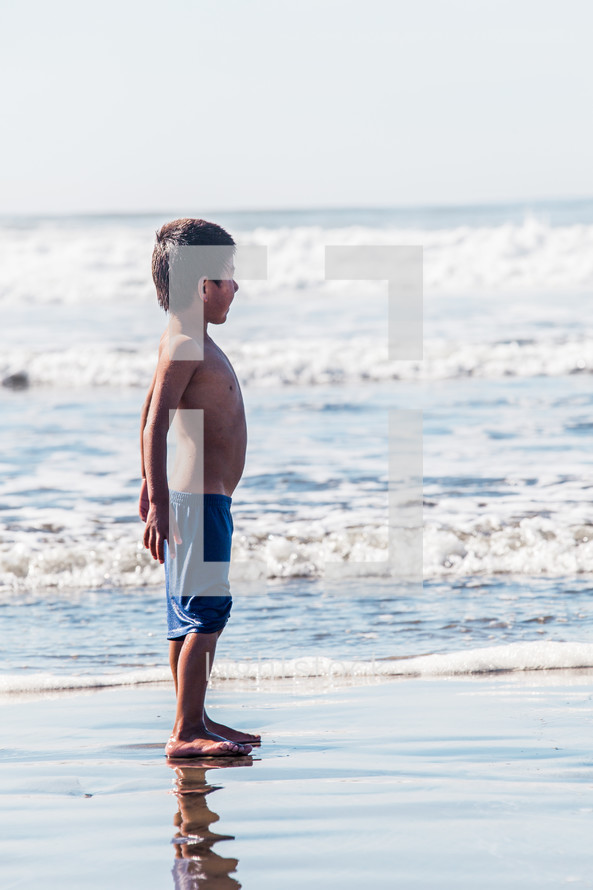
[1,671,593,888]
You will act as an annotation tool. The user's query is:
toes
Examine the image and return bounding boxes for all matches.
[224,741,251,754]
[221,741,249,753]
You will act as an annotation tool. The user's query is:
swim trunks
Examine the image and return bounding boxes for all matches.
[165,491,233,639]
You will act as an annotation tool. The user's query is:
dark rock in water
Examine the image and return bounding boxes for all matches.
[2,371,29,390]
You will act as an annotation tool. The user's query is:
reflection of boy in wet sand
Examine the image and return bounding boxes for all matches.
[140,218,260,757]
[170,760,250,889]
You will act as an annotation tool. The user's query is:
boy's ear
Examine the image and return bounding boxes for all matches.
[197,276,208,302]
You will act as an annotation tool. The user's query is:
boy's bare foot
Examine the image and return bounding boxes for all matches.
[204,712,261,744]
[166,728,252,758]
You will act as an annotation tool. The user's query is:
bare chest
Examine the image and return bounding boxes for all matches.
[180,344,245,419]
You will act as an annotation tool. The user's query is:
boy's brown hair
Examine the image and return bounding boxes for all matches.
[152,218,235,312]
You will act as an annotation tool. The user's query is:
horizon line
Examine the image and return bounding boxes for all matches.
[1,194,593,219]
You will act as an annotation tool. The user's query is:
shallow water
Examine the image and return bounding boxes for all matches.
[1,203,592,691]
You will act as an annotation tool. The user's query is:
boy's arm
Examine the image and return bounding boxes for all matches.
[138,368,157,521]
[142,339,202,564]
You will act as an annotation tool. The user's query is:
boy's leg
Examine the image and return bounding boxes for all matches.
[169,631,261,744]
[169,638,184,695]
[203,629,261,743]
[168,630,221,695]
[166,631,251,757]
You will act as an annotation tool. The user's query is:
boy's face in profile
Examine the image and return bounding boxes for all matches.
[202,264,238,326]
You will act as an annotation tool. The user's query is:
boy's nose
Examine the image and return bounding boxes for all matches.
[233,280,239,293]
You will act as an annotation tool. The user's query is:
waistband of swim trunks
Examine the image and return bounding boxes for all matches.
[169,490,232,507]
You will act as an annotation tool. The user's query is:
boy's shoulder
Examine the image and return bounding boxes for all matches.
[158,330,204,365]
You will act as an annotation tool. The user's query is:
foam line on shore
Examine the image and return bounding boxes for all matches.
[2,641,593,694]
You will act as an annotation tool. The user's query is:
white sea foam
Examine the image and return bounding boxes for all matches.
[0,538,163,590]
[249,219,593,296]
[213,641,593,678]
[1,511,593,590]
[2,334,592,389]
[0,667,171,694]
[2,641,593,693]
[1,218,593,306]
[0,345,156,388]
[423,515,593,577]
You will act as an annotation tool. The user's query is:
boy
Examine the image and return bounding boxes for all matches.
[140,218,259,757]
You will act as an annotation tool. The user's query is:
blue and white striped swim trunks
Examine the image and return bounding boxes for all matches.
[164,491,233,639]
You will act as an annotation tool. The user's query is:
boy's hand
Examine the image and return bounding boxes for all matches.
[138,478,149,522]
[143,502,183,564]
[143,503,169,564]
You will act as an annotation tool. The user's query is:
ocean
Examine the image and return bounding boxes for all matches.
[2,200,593,692]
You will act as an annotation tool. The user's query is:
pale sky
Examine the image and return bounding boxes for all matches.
[1,0,591,213]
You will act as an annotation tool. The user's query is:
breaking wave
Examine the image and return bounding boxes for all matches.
[2,217,593,306]
[2,513,593,590]
[2,334,592,389]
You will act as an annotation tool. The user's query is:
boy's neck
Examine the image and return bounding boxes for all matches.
[169,308,209,343]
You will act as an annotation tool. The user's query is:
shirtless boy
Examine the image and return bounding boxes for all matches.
[140,218,259,757]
